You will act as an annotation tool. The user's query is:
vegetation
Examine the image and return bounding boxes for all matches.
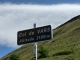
[10,53,21,60]
[1,15,80,60]
[38,45,49,58]
[53,49,73,56]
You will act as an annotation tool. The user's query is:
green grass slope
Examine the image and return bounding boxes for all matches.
[1,15,80,60]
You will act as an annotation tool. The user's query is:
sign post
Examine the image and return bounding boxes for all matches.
[33,23,37,60]
[17,24,53,60]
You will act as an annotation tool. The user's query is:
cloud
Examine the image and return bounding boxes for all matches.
[0,3,80,48]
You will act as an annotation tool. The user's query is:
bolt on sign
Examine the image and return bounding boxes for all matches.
[17,25,53,45]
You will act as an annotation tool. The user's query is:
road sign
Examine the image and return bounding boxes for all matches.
[17,25,52,45]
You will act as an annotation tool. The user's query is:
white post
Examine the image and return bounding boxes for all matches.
[33,23,37,60]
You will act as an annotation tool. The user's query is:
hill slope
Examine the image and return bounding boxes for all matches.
[1,15,80,60]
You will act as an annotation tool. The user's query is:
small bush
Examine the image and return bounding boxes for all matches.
[53,50,73,56]
[10,53,21,60]
[38,46,49,58]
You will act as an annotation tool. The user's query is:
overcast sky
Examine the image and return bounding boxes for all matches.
[0,0,80,58]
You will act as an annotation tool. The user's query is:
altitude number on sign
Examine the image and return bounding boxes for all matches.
[36,35,50,40]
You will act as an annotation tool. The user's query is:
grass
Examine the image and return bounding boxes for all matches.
[1,15,80,60]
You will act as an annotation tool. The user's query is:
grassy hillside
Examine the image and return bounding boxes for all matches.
[1,15,80,60]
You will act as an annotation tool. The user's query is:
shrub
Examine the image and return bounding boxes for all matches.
[53,49,73,56]
[38,46,49,58]
[10,53,21,60]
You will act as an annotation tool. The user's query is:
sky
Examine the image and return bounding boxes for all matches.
[0,0,80,58]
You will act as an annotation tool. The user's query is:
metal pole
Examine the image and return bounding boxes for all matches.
[33,23,37,60]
